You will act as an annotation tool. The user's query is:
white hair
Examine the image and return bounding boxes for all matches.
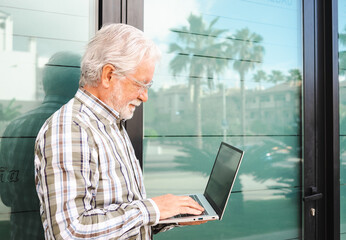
[80,23,161,87]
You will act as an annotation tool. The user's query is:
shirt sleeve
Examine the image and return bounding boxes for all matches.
[35,118,159,239]
[152,224,179,235]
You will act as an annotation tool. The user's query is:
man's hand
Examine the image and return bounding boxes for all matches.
[151,194,204,220]
[179,220,208,226]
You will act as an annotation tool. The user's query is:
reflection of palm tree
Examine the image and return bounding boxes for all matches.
[286,69,302,83]
[230,28,264,139]
[268,70,285,84]
[253,70,267,90]
[169,13,229,147]
[253,70,267,121]
[339,26,346,184]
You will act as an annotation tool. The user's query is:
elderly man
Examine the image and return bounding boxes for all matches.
[34,24,204,239]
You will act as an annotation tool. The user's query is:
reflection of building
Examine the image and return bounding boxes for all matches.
[339,80,346,128]
[0,11,38,102]
[0,10,45,136]
[340,80,346,105]
[147,81,301,134]
[0,11,13,51]
[155,85,192,122]
[246,81,301,131]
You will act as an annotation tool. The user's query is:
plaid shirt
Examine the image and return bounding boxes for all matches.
[34,89,160,240]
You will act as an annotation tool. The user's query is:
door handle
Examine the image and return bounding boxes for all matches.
[303,186,323,202]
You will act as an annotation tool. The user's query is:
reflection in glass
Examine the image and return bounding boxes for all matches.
[230,27,264,143]
[169,14,230,147]
[159,189,301,240]
[0,1,94,238]
[144,0,302,239]
[0,52,80,239]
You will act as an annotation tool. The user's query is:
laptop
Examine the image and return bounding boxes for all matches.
[158,142,244,224]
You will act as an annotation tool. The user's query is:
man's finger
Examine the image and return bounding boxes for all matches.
[179,206,203,215]
[180,196,205,211]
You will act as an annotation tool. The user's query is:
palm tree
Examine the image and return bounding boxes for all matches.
[229,28,264,140]
[169,13,229,147]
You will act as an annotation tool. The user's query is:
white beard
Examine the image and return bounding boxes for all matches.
[109,89,142,120]
[118,100,142,120]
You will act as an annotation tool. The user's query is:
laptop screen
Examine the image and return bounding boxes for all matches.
[204,142,243,218]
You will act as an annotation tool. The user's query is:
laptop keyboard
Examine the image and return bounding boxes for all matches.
[172,195,209,218]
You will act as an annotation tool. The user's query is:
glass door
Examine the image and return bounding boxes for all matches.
[143,0,303,239]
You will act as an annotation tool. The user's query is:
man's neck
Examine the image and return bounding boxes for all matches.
[82,85,123,120]
[83,85,100,99]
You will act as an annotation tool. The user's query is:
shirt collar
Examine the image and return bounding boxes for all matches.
[75,88,121,124]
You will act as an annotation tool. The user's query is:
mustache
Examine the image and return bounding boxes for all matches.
[129,100,142,107]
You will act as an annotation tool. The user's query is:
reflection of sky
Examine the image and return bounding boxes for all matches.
[239,174,289,201]
[339,0,346,83]
[1,0,93,58]
[144,0,302,90]
[0,0,94,102]
[340,0,346,52]
[340,1,346,83]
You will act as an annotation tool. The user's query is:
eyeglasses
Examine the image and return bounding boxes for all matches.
[112,73,153,92]
[126,75,153,91]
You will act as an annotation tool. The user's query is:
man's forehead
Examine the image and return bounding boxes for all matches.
[133,60,156,78]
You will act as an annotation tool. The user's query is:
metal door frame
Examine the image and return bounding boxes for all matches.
[303,0,340,239]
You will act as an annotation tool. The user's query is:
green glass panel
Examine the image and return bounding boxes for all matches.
[341,136,346,184]
[341,185,346,235]
[145,73,301,136]
[0,221,10,240]
[144,136,300,197]
[0,1,95,238]
[0,1,94,135]
[153,189,301,240]
[0,4,90,41]
[144,0,302,138]
[144,0,302,239]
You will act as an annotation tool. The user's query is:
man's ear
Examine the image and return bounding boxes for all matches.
[100,64,115,88]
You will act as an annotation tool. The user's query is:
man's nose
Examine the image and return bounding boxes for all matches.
[138,89,148,102]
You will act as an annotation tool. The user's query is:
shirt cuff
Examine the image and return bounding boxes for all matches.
[137,199,160,226]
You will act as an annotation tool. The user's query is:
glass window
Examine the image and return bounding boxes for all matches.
[0,1,96,239]
[143,0,302,239]
[339,0,346,238]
